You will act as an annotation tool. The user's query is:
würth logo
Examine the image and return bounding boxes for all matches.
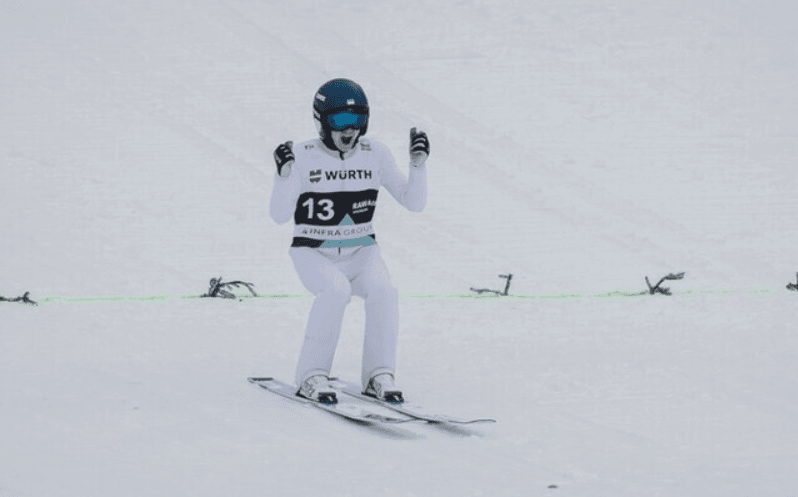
[309,169,322,183]
[325,170,373,181]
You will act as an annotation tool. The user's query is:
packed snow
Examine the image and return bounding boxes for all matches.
[2,1,797,496]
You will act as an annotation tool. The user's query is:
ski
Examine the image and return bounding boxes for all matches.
[247,377,415,424]
[332,379,496,425]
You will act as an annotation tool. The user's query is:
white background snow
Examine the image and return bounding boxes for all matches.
[2,0,797,495]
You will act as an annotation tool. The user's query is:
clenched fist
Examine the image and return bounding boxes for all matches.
[273,141,295,177]
[409,128,429,168]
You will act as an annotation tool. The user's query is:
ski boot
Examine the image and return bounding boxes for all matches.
[297,375,338,404]
[364,373,404,404]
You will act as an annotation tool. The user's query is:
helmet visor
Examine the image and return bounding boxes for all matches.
[326,111,368,131]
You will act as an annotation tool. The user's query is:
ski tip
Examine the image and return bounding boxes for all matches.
[247,377,275,383]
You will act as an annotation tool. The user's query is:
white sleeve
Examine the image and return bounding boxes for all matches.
[379,144,427,212]
[269,169,301,224]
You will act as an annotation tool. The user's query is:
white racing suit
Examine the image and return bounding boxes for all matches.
[269,137,426,390]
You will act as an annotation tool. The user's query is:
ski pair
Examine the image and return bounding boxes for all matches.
[248,377,495,425]
[248,377,411,424]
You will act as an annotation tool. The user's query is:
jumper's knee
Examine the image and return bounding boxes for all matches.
[318,277,353,306]
[367,282,398,302]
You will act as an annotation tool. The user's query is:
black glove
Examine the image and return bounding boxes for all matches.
[410,128,430,163]
[273,141,294,176]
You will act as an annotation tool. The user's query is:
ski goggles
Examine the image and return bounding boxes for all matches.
[326,110,368,131]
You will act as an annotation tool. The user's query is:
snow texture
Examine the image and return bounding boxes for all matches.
[1,0,797,496]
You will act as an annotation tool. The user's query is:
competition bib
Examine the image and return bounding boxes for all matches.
[292,189,379,248]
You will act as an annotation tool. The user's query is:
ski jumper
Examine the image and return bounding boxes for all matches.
[270,137,427,390]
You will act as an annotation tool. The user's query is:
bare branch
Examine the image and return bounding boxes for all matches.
[471,274,513,296]
[645,272,685,295]
[201,277,258,299]
[0,291,38,306]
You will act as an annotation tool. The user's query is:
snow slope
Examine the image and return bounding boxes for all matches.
[2,1,797,496]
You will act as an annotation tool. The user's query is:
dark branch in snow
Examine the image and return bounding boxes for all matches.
[201,277,258,299]
[645,272,685,296]
[470,274,513,296]
[0,291,38,306]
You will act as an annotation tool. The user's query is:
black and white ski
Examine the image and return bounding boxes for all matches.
[247,377,414,424]
[332,379,496,425]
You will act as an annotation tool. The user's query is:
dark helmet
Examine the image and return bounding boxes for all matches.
[313,78,370,141]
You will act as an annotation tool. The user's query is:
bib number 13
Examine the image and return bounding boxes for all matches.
[302,197,335,221]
